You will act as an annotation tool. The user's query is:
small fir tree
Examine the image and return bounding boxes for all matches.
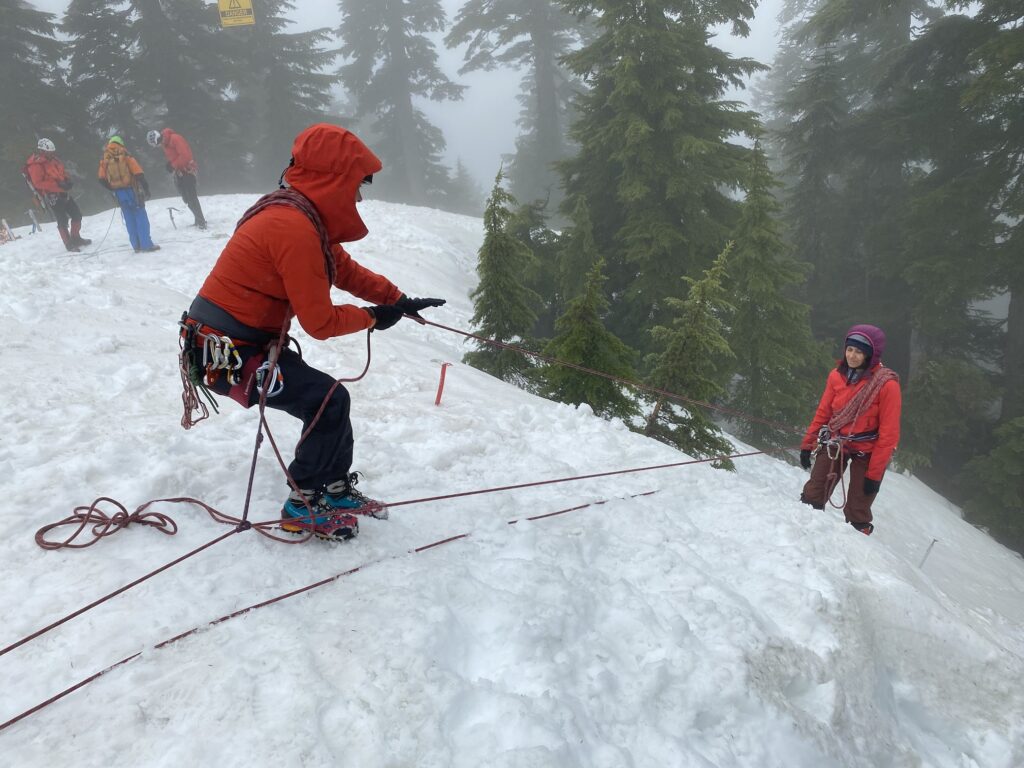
[464,169,541,383]
[539,258,637,420]
[726,141,828,448]
[644,243,736,464]
[962,417,1024,554]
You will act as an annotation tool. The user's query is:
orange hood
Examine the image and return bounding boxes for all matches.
[283,123,382,243]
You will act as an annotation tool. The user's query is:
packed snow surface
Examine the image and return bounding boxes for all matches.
[1,195,1022,767]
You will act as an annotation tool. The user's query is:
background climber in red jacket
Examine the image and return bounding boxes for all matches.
[24,138,91,252]
[182,123,444,541]
[799,324,902,535]
[148,128,207,229]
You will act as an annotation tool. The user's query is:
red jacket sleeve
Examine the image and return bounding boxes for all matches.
[270,229,380,340]
[866,379,901,480]
[802,371,839,450]
[331,245,402,305]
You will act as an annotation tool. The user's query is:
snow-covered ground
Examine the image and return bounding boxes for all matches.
[1,195,1022,767]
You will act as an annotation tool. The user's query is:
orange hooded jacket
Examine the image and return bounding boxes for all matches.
[25,152,69,194]
[160,128,196,173]
[197,124,402,340]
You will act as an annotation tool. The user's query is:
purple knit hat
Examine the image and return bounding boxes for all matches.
[845,324,885,369]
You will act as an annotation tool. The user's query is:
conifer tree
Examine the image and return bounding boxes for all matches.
[558,0,764,353]
[464,170,541,383]
[644,244,736,463]
[64,0,241,190]
[445,158,485,216]
[557,196,599,306]
[963,417,1024,554]
[229,0,337,187]
[0,0,72,216]
[539,258,637,420]
[446,0,580,208]
[338,0,465,206]
[506,199,562,337]
[726,142,827,448]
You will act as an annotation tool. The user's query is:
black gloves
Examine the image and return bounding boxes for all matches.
[366,304,404,331]
[166,161,173,173]
[136,174,150,200]
[58,178,73,190]
[800,449,812,470]
[863,478,881,496]
[395,294,446,320]
[98,178,112,191]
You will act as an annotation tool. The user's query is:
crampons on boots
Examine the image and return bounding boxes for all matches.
[280,490,358,541]
[851,521,874,536]
[322,472,389,520]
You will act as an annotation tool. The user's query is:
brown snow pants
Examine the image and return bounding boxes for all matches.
[800,450,876,525]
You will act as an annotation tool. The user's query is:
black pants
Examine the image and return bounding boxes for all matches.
[210,346,354,490]
[48,193,81,230]
[174,172,206,226]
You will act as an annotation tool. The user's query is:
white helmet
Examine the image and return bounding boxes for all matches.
[146,129,162,147]
[37,138,56,152]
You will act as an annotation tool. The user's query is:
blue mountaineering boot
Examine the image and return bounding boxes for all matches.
[321,472,389,520]
[280,488,358,541]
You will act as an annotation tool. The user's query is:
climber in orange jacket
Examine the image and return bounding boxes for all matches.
[799,324,902,535]
[183,123,445,541]
[24,138,91,252]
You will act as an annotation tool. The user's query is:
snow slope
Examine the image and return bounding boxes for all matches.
[1,195,1022,768]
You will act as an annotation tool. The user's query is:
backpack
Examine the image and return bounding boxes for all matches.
[103,147,133,188]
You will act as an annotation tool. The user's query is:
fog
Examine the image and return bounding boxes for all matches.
[31,0,783,187]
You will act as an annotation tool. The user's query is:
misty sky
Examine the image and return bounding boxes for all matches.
[32,0,784,186]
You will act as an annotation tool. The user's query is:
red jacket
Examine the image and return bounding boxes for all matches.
[801,363,902,481]
[198,124,402,340]
[25,152,69,194]
[160,128,196,173]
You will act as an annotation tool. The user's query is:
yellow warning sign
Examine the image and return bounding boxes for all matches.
[218,0,255,28]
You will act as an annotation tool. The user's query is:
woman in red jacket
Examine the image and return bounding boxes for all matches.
[25,138,91,252]
[182,123,444,541]
[799,324,902,535]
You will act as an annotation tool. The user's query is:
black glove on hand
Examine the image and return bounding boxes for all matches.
[58,178,73,190]
[99,178,112,191]
[367,304,404,331]
[395,294,446,320]
[863,477,882,496]
[800,449,812,470]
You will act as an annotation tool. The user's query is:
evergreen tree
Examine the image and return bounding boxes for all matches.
[229,0,338,188]
[446,0,580,208]
[0,0,72,218]
[64,0,242,191]
[132,0,241,189]
[644,244,736,463]
[725,142,827,448]
[506,198,562,337]
[539,258,637,420]
[464,169,541,383]
[338,0,465,206]
[963,417,1024,554]
[557,195,599,306]
[558,0,765,353]
[444,158,485,216]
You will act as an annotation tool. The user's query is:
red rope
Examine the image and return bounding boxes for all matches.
[0,490,656,734]
[419,318,803,436]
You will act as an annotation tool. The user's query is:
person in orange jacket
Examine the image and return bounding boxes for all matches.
[798,324,901,535]
[182,123,445,541]
[147,128,207,229]
[24,138,91,252]
[97,136,159,253]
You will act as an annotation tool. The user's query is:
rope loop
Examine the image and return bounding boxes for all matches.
[34,497,178,550]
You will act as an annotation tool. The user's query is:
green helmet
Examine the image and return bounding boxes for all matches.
[108,135,125,146]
